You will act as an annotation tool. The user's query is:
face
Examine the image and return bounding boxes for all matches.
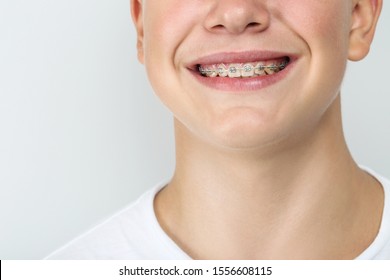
[132,0,381,150]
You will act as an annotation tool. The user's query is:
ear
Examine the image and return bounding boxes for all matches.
[131,0,145,64]
[348,0,383,61]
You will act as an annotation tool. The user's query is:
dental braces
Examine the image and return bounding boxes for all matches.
[199,61,288,77]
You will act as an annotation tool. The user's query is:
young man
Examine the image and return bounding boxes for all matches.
[47,0,389,259]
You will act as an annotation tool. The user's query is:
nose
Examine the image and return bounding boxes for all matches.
[204,0,270,35]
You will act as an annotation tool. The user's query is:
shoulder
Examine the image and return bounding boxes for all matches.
[358,167,390,259]
[45,181,166,260]
[373,172,390,259]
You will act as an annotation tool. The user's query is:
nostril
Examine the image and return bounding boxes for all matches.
[248,22,260,27]
[210,22,262,34]
[247,22,262,29]
[211,24,226,32]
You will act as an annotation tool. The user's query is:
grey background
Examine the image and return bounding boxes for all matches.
[0,0,388,259]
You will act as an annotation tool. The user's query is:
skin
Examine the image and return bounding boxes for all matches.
[131,0,384,259]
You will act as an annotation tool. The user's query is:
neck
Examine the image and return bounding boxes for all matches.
[155,96,383,259]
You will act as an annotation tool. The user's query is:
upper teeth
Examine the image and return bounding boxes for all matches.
[198,60,288,78]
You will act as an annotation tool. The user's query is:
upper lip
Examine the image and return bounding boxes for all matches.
[187,50,296,70]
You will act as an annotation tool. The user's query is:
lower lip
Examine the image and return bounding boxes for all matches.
[189,60,296,92]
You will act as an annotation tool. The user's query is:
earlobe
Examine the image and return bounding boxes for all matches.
[348,0,382,61]
[130,0,145,64]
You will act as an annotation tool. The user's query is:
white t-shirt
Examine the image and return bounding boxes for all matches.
[46,167,390,260]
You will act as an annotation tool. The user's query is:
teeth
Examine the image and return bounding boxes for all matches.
[241,63,255,77]
[204,66,218,77]
[228,64,241,78]
[199,59,289,78]
[217,64,228,77]
[254,63,265,75]
[264,64,277,75]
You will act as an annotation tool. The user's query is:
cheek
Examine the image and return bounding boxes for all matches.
[275,0,351,46]
[272,1,352,127]
[142,1,199,91]
[142,0,207,115]
[279,0,352,85]
[143,0,204,60]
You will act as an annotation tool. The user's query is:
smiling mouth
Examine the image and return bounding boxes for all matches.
[197,56,290,78]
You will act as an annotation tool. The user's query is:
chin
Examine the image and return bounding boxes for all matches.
[210,123,285,151]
